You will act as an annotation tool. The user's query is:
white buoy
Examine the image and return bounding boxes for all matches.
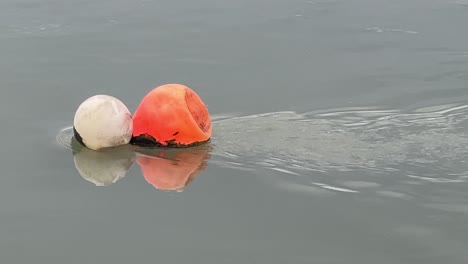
[73,95,133,150]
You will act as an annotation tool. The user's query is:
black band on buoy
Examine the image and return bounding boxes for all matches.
[73,126,85,147]
[130,134,162,147]
[131,133,209,148]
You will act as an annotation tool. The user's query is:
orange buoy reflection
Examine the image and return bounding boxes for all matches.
[135,144,212,191]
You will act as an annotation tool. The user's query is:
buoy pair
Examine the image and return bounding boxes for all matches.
[73,84,212,150]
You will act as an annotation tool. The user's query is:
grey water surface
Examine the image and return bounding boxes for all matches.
[2,0,468,263]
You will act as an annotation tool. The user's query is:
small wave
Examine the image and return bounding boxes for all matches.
[55,126,75,150]
[311,182,359,193]
[365,27,419,34]
[8,23,62,35]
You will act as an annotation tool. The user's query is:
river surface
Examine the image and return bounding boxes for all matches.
[2,0,468,263]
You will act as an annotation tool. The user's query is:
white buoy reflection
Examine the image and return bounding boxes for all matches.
[71,138,135,186]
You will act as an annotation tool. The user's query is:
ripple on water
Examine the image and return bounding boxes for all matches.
[211,104,468,195]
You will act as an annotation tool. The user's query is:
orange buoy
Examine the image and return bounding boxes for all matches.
[136,146,211,191]
[131,84,212,147]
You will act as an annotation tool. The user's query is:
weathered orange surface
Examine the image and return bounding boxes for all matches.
[132,84,212,147]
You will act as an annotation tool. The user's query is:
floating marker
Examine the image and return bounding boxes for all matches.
[73,95,133,150]
[131,84,212,147]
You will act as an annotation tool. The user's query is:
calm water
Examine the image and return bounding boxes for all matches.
[2,0,468,263]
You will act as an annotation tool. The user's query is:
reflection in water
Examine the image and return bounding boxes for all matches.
[71,138,135,186]
[57,129,211,190]
[135,145,211,191]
